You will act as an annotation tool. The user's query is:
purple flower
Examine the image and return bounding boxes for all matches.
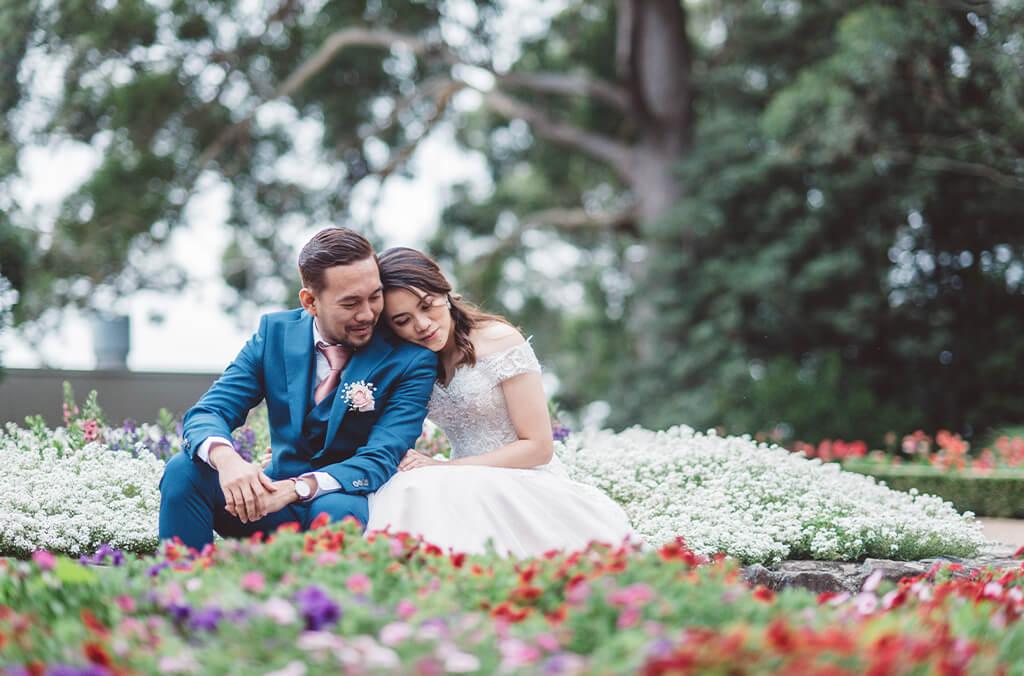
[45,666,111,676]
[147,561,170,577]
[552,424,571,442]
[294,585,341,631]
[189,606,223,631]
[168,602,192,623]
[122,419,138,434]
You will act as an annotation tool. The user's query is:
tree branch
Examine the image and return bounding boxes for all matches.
[374,79,465,181]
[481,88,633,181]
[889,150,1024,190]
[521,205,638,235]
[195,28,446,172]
[496,71,630,112]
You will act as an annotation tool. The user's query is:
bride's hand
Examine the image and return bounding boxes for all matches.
[260,447,272,470]
[399,449,445,471]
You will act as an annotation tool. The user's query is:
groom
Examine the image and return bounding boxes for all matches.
[159,227,437,550]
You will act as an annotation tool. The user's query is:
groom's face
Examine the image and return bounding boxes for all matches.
[302,256,383,349]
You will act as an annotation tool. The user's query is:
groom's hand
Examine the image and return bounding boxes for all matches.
[210,443,277,522]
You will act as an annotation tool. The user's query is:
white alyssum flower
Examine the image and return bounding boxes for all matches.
[557,425,986,564]
[0,423,164,557]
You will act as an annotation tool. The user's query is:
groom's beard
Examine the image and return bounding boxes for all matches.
[338,323,375,349]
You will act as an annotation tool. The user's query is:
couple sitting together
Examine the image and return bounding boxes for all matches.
[159,227,635,557]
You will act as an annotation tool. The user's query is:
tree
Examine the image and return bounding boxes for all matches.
[2,0,1022,439]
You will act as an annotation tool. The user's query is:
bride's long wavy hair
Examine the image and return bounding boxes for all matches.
[378,247,513,374]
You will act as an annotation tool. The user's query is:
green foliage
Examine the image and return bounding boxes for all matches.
[847,464,1024,518]
[610,1,1024,442]
[4,0,1022,445]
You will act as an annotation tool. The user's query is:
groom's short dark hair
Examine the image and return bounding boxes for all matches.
[298,227,376,293]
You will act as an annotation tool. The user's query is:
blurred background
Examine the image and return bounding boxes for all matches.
[1,0,1022,445]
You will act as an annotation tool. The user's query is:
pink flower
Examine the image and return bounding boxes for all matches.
[854,592,878,615]
[617,607,641,629]
[346,573,372,594]
[862,569,884,593]
[241,571,265,593]
[82,419,100,442]
[260,597,298,625]
[379,622,413,646]
[344,382,376,412]
[500,638,542,668]
[316,551,340,566]
[535,633,561,652]
[32,550,56,571]
[116,595,136,613]
[609,583,654,607]
[397,600,417,620]
[566,581,591,605]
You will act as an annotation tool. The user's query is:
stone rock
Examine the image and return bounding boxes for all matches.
[741,543,1021,594]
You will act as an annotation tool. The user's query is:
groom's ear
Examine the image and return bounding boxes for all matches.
[299,287,317,315]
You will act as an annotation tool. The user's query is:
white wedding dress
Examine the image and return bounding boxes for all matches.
[366,341,636,558]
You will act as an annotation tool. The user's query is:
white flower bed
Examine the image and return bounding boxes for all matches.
[0,424,164,557]
[0,418,988,564]
[557,425,986,564]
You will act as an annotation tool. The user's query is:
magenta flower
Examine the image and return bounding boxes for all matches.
[346,572,372,594]
[397,599,417,620]
[31,550,56,571]
[241,571,266,593]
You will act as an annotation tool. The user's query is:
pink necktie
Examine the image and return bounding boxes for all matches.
[314,342,351,404]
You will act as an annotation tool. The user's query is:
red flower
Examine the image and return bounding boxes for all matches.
[545,606,568,624]
[310,511,332,531]
[80,609,109,638]
[816,591,840,604]
[83,641,113,667]
[491,602,530,623]
[658,537,704,566]
[424,544,443,557]
[765,619,794,652]
[1014,545,1024,559]
[752,586,775,603]
[450,552,466,569]
[518,564,538,585]
[510,586,545,603]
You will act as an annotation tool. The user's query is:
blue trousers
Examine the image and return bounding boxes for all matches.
[158,452,368,551]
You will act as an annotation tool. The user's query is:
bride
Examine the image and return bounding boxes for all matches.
[365,247,636,557]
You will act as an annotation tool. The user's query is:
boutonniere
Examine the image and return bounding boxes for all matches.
[342,381,377,412]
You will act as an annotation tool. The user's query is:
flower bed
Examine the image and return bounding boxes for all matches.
[785,430,1024,517]
[560,426,984,564]
[1,520,1022,673]
[0,389,986,564]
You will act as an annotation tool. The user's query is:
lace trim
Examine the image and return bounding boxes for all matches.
[478,339,541,383]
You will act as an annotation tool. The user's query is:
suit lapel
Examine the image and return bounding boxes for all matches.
[323,332,394,449]
[284,313,314,436]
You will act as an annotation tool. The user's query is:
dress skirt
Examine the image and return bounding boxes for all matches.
[366,462,636,558]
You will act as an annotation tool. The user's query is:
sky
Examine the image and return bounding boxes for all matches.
[1,0,562,373]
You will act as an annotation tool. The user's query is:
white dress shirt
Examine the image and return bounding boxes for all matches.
[196,318,343,500]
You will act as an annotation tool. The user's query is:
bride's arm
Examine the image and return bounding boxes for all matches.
[448,370,555,468]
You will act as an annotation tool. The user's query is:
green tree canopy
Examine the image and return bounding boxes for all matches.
[2,0,1022,441]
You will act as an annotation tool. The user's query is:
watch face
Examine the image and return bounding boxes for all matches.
[295,480,311,498]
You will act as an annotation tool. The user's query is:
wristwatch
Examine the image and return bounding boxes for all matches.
[292,477,313,501]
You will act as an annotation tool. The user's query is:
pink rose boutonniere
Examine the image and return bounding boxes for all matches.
[342,381,377,412]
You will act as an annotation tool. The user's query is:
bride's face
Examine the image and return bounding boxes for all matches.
[384,287,452,352]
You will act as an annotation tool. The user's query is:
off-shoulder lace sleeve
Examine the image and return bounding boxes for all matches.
[479,340,541,384]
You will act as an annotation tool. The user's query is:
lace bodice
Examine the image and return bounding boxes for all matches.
[427,341,541,460]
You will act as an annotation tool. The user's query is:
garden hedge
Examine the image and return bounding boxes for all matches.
[844,464,1024,518]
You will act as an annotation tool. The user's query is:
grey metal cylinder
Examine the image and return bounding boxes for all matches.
[92,314,131,370]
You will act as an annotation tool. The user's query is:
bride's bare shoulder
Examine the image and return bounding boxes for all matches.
[470,321,525,358]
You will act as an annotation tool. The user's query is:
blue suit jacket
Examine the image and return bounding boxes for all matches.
[181,308,437,494]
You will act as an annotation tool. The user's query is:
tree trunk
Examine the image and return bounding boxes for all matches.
[619,0,693,360]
